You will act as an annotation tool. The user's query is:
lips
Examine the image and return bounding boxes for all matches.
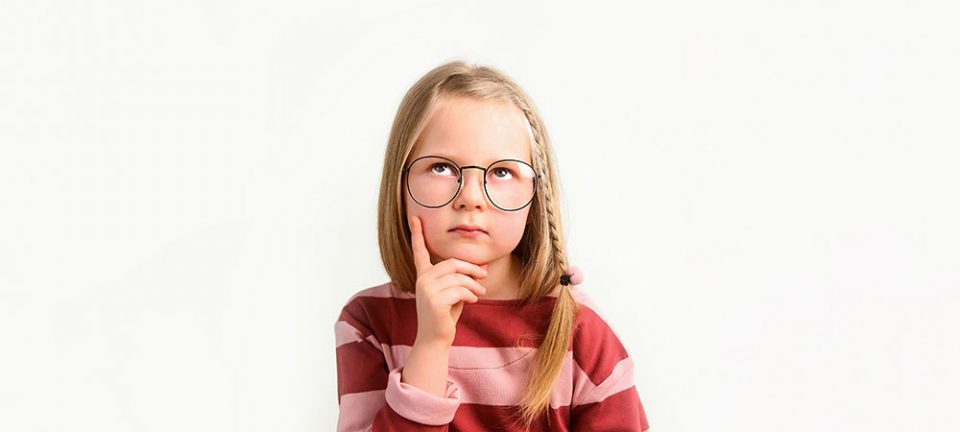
[451,224,486,233]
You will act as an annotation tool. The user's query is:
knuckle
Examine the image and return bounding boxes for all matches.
[458,273,480,286]
[458,276,480,291]
[449,258,469,269]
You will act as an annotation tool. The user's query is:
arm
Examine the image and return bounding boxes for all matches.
[401,339,451,396]
[335,301,462,431]
[569,362,650,431]
[568,307,650,431]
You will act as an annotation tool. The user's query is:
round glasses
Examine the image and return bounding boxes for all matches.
[403,155,539,211]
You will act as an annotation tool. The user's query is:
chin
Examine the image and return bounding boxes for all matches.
[438,248,490,265]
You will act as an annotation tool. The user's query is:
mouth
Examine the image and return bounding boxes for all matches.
[450,228,486,237]
[450,224,486,234]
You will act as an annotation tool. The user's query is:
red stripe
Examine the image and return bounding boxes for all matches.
[573,306,630,386]
[570,386,650,431]
[336,341,388,401]
[373,402,448,431]
[448,403,573,431]
[338,295,560,347]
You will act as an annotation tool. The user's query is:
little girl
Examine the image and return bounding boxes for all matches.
[335,60,650,431]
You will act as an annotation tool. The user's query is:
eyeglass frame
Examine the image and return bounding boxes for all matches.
[402,155,540,212]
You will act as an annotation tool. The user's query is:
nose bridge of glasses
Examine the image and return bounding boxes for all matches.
[458,165,487,186]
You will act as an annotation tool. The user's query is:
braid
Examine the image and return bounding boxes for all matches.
[519,104,573,283]
[513,103,581,430]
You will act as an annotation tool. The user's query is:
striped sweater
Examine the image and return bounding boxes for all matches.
[335,281,650,431]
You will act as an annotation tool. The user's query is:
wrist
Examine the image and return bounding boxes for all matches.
[413,337,452,352]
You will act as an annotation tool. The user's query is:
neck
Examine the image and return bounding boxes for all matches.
[477,253,522,300]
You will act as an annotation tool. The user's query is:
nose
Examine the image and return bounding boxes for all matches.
[452,167,488,210]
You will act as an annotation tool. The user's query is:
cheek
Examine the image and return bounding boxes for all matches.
[404,195,432,225]
[405,199,444,247]
[494,211,530,244]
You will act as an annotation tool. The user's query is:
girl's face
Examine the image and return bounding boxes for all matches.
[405,96,533,267]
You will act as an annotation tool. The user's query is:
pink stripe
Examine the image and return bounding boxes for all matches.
[378,344,523,376]
[384,366,462,425]
[387,344,537,370]
[335,320,383,349]
[574,357,636,405]
[337,328,634,409]
[383,345,589,409]
[336,389,383,432]
[551,351,575,408]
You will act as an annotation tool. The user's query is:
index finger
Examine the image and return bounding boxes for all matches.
[408,215,432,274]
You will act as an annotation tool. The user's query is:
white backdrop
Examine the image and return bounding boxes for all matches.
[2,1,958,431]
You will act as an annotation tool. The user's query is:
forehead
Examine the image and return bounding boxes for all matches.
[411,96,533,166]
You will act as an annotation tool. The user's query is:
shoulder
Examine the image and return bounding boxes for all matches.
[568,286,622,341]
[342,280,414,306]
[335,281,415,339]
[339,280,415,313]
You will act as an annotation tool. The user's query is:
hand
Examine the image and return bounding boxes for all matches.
[408,215,489,346]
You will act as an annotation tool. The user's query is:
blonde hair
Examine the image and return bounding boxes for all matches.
[376,60,580,429]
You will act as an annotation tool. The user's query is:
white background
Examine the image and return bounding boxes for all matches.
[2,1,958,431]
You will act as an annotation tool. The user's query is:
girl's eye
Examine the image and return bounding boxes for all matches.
[430,162,456,176]
[491,167,515,180]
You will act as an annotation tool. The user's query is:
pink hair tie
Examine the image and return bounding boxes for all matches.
[560,265,584,286]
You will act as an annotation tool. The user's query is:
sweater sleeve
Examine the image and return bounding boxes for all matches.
[569,306,650,431]
[335,298,463,431]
